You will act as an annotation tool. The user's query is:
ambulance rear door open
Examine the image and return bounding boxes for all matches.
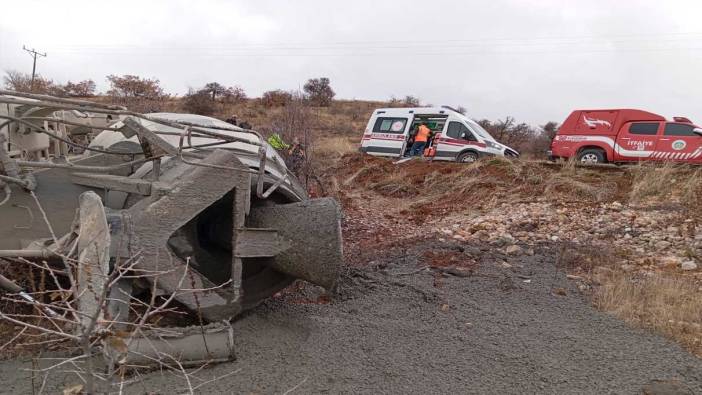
[366,115,413,157]
[406,113,449,153]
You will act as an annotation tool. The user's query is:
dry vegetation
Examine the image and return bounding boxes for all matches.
[4,70,559,157]
[595,273,702,356]
[314,135,358,160]
[326,153,631,213]
[629,162,702,208]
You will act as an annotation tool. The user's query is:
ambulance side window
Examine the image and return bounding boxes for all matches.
[446,121,477,141]
[664,123,697,137]
[446,122,462,138]
[629,122,659,135]
[373,117,407,134]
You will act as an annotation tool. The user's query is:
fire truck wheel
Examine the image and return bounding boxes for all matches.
[577,149,605,164]
[457,151,479,163]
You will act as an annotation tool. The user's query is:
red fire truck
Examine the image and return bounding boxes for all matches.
[548,109,702,164]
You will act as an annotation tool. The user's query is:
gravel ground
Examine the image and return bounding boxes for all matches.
[2,242,701,394]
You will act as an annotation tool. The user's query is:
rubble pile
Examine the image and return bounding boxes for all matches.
[332,153,701,278]
[437,201,702,275]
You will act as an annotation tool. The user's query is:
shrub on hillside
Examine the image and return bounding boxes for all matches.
[476,118,559,158]
[265,94,322,190]
[106,74,164,99]
[182,89,216,115]
[3,70,64,95]
[261,90,293,107]
[303,77,335,106]
[478,117,533,149]
[3,70,96,97]
[403,95,420,107]
[222,86,247,103]
[200,82,247,104]
[387,95,421,107]
[62,80,97,97]
[106,74,168,112]
[201,82,227,101]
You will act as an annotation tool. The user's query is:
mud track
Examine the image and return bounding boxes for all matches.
[3,240,701,394]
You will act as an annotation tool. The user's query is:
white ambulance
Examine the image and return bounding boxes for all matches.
[359,107,519,162]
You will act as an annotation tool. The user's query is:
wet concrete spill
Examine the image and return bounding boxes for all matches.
[3,240,701,394]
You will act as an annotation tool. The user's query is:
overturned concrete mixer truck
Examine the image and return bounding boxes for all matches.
[0,90,343,324]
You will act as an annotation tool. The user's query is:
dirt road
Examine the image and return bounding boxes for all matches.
[3,240,700,394]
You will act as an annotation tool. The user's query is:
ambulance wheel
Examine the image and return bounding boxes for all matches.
[577,149,605,164]
[457,151,479,163]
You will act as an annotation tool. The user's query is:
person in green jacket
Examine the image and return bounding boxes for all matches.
[267,133,290,150]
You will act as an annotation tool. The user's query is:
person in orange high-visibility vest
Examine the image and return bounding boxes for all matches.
[410,122,432,156]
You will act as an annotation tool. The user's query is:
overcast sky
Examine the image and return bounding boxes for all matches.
[1,0,701,125]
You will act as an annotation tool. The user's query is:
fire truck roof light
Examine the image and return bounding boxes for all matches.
[673,117,693,123]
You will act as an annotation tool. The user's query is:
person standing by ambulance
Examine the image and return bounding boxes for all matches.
[410,122,431,156]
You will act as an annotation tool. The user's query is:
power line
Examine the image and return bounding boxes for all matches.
[48,45,702,58]
[46,32,702,58]
[48,31,702,51]
[22,45,47,91]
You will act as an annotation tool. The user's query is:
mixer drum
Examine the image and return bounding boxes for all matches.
[0,149,343,322]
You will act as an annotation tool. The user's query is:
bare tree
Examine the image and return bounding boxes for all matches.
[264,93,325,193]
[269,93,312,143]
[199,83,247,104]
[540,121,559,140]
[221,86,247,104]
[3,70,33,92]
[4,71,96,98]
[0,192,238,393]
[0,171,244,393]
[3,70,62,95]
[106,75,164,99]
[403,95,420,107]
[385,95,421,108]
[387,96,402,107]
[202,82,227,101]
[261,90,293,107]
[477,117,560,157]
[106,75,167,112]
[528,121,560,157]
[183,88,217,115]
[303,77,335,107]
[62,80,97,97]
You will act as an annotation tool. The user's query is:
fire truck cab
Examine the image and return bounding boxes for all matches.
[549,109,702,164]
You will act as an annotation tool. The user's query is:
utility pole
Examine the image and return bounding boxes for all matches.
[22,45,47,91]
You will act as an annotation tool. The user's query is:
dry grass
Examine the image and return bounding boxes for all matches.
[315,136,358,159]
[628,162,679,204]
[555,242,624,273]
[330,154,638,210]
[543,173,612,201]
[628,162,702,209]
[594,272,702,356]
[680,168,702,208]
[558,156,579,175]
[371,176,421,197]
[93,96,376,142]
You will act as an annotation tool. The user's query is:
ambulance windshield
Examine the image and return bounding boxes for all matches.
[466,119,496,142]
